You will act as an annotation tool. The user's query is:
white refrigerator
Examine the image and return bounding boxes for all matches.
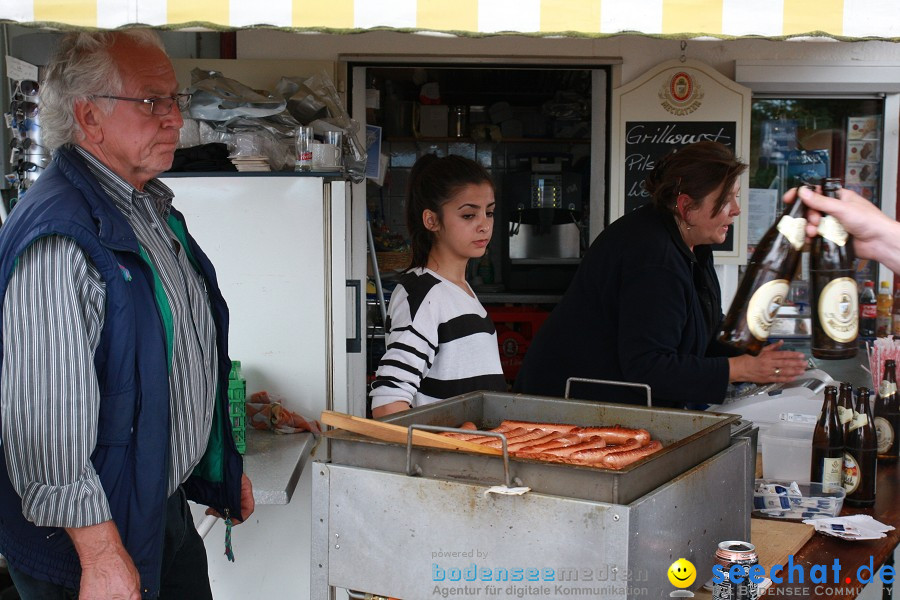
[161,173,358,599]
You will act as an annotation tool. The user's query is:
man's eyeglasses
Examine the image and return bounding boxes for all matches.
[92,93,192,116]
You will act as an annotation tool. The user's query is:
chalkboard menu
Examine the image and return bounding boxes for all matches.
[623,120,737,251]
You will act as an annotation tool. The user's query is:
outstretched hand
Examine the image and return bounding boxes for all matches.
[784,186,900,272]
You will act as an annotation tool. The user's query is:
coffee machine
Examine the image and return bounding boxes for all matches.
[502,155,584,292]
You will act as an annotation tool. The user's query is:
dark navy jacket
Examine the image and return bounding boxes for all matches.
[515,203,741,407]
[0,147,244,597]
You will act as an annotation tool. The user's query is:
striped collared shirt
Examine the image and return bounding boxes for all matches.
[0,146,218,528]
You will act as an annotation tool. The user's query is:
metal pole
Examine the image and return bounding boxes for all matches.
[366,213,387,326]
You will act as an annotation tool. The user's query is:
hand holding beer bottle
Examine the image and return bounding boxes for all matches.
[785,185,900,273]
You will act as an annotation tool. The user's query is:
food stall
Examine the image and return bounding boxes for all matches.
[3,3,900,600]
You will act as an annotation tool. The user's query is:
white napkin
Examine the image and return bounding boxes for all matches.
[803,514,895,540]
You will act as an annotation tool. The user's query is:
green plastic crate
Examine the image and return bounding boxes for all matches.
[227,362,247,454]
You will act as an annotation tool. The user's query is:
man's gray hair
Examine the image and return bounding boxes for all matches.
[40,30,167,151]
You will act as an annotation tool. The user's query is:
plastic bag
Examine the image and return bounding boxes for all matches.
[276,71,367,183]
[186,69,286,121]
[198,116,299,171]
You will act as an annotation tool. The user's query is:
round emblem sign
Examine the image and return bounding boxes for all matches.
[670,72,693,102]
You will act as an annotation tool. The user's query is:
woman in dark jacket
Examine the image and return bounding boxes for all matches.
[515,142,808,407]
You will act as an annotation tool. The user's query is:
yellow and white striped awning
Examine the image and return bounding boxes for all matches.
[1,0,899,40]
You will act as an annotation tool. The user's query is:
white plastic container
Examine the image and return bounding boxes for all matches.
[760,420,815,481]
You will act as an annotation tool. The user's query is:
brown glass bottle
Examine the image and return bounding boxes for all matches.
[811,385,844,486]
[837,382,854,440]
[810,178,858,359]
[718,195,806,355]
[874,359,899,462]
[843,386,877,506]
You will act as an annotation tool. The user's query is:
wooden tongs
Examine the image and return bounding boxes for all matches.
[320,410,502,456]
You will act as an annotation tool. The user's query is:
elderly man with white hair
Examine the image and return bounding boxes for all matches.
[0,30,253,599]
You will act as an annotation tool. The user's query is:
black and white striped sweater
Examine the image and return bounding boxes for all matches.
[370,268,506,410]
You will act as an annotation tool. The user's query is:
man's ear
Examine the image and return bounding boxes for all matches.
[74,99,104,144]
[423,209,440,232]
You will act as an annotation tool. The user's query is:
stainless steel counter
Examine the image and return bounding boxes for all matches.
[243,429,318,505]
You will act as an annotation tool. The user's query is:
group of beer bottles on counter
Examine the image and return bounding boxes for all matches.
[811,359,897,507]
[719,178,859,359]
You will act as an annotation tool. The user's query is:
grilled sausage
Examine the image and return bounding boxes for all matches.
[538,436,609,457]
[497,420,578,434]
[564,438,643,464]
[600,440,663,469]
[577,426,651,445]
[517,434,586,453]
[442,432,486,441]
[507,432,561,452]
[463,428,528,446]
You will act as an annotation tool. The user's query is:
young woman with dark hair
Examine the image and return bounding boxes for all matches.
[370,154,506,418]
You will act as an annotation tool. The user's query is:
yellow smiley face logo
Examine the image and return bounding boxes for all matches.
[667,558,696,588]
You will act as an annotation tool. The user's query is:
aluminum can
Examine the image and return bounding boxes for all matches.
[713,541,759,600]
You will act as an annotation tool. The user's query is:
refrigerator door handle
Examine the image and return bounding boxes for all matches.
[346,279,362,353]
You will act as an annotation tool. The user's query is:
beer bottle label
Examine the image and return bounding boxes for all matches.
[848,411,867,431]
[822,456,843,486]
[837,406,854,425]
[746,279,789,341]
[842,452,862,494]
[818,215,849,246]
[875,416,895,454]
[818,277,859,342]
[879,380,897,397]
[777,215,807,251]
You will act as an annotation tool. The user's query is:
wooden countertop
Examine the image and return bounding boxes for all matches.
[697,461,900,599]
[760,460,900,599]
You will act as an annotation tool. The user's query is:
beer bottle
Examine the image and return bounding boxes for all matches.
[843,386,876,506]
[837,381,855,441]
[810,178,858,359]
[811,385,844,486]
[874,359,899,462]
[718,194,806,355]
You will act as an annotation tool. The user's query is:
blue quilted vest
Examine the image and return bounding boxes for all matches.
[0,147,244,598]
